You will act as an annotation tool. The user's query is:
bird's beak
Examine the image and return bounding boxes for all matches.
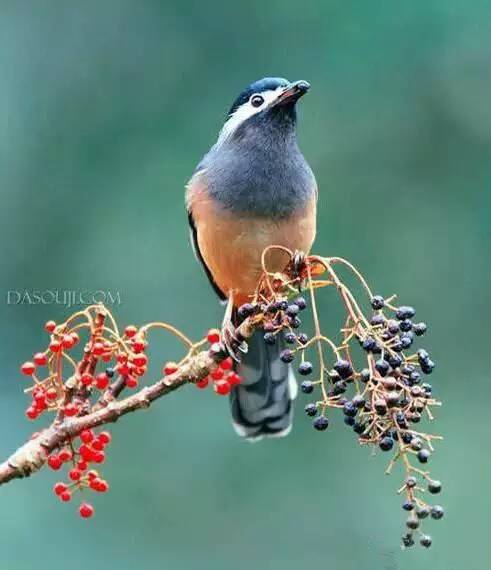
[274,80,311,106]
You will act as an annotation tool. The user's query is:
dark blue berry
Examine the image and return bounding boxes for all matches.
[263,332,276,345]
[396,306,415,320]
[399,334,413,349]
[284,332,296,344]
[421,359,435,375]
[334,359,353,379]
[371,295,385,310]
[431,506,444,520]
[353,422,365,434]
[294,297,307,310]
[379,436,394,451]
[290,316,302,329]
[305,403,317,417]
[297,333,308,345]
[343,402,358,417]
[105,367,115,378]
[420,535,432,548]
[344,416,355,426]
[313,416,329,431]
[416,506,430,519]
[298,361,313,376]
[402,500,415,511]
[362,337,377,352]
[370,314,385,326]
[406,516,419,530]
[387,320,400,334]
[286,304,299,317]
[360,369,370,383]
[399,319,413,332]
[301,380,314,394]
[280,349,295,363]
[333,381,347,395]
[418,450,431,465]
[375,358,390,377]
[405,476,417,488]
[402,534,415,548]
[238,303,255,319]
[352,394,365,408]
[388,353,403,368]
[413,322,427,336]
[428,480,442,494]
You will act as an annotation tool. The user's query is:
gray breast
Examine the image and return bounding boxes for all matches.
[199,118,316,219]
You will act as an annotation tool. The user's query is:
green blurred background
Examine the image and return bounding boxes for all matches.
[1,1,490,569]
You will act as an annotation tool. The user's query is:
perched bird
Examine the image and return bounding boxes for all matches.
[186,77,317,440]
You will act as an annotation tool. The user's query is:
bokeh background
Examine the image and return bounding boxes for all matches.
[1,1,490,569]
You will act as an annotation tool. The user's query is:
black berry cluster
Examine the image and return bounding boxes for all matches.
[237,280,442,549]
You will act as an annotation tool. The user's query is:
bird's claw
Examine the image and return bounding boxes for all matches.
[221,294,248,363]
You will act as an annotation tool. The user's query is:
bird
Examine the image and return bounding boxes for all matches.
[186,77,317,440]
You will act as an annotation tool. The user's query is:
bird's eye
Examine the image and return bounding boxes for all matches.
[250,94,264,108]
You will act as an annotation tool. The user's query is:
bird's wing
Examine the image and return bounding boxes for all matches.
[186,170,227,302]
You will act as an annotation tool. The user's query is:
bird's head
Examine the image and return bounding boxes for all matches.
[216,77,310,146]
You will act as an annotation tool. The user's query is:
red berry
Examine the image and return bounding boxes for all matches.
[33,352,48,366]
[92,342,104,356]
[95,373,109,390]
[45,320,57,333]
[60,491,72,502]
[214,379,231,395]
[68,468,82,481]
[227,372,242,386]
[46,388,58,400]
[81,373,93,387]
[132,354,147,367]
[124,325,138,338]
[79,444,93,461]
[163,362,179,376]
[48,455,62,470]
[58,449,73,462]
[49,340,62,353]
[53,482,68,496]
[25,407,38,420]
[20,361,36,376]
[91,451,105,464]
[117,363,130,376]
[70,332,80,346]
[80,429,94,444]
[62,334,75,349]
[125,376,138,388]
[134,366,147,377]
[79,503,94,518]
[116,353,128,364]
[207,329,220,344]
[91,438,104,451]
[220,357,233,370]
[64,403,78,417]
[87,470,99,479]
[211,368,224,381]
[196,377,209,389]
[131,339,146,353]
[77,460,88,471]
[98,431,111,445]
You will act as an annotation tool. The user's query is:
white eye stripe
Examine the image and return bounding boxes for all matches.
[216,86,284,146]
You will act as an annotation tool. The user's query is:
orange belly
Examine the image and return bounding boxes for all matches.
[188,185,316,306]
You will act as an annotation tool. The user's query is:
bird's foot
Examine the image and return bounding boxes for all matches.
[221,295,248,363]
[290,250,308,290]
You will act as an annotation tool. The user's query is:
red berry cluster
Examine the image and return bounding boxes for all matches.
[49,428,111,517]
[195,330,242,395]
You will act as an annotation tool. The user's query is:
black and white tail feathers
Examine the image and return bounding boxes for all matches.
[230,330,297,440]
